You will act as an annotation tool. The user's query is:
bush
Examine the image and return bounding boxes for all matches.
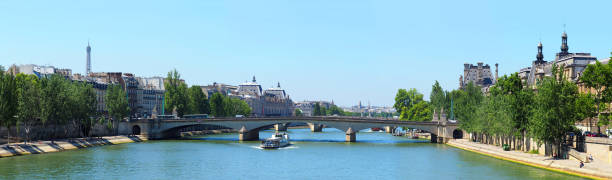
[528,150,539,154]
[502,144,510,151]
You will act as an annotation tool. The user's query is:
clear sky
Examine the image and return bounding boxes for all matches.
[1,0,611,107]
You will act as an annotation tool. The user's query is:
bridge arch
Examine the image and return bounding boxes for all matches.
[452,129,463,139]
[132,125,141,135]
[159,123,237,138]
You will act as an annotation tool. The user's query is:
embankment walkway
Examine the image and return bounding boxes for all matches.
[0,135,147,158]
[448,139,612,179]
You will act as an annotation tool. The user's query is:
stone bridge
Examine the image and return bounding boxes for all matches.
[118,116,460,143]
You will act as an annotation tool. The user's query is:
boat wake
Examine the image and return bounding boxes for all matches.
[251,144,297,150]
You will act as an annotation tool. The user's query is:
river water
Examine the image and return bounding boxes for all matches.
[0,128,585,179]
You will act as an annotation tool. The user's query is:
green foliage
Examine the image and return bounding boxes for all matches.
[395,88,430,121]
[15,74,41,140]
[226,97,251,116]
[529,64,579,154]
[313,102,322,116]
[0,66,18,142]
[164,69,188,117]
[400,101,431,121]
[327,105,344,116]
[208,92,251,117]
[40,75,71,129]
[430,81,446,114]
[580,60,612,132]
[575,93,596,128]
[394,88,424,116]
[294,108,303,116]
[187,86,210,114]
[105,84,130,122]
[210,92,225,117]
[455,82,484,132]
[474,93,512,136]
[67,82,97,137]
[492,73,533,137]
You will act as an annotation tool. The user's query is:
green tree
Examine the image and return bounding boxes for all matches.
[580,61,612,133]
[105,84,130,134]
[230,97,251,116]
[68,82,97,137]
[320,106,327,116]
[394,89,409,114]
[400,101,432,121]
[313,102,321,116]
[493,73,533,149]
[430,81,446,114]
[187,86,210,114]
[328,105,344,116]
[15,74,41,142]
[0,66,18,143]
[40,75,71,139]
[396,89,430,121]
[394,88,424,115]
[210,92,226,117]
[294,108,303,116]
[455,82,484,133]
[164,69,188,117]
[529,64,579,157]
[474,93,513,143]
[575,93,596,133]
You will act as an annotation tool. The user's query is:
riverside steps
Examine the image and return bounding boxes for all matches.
[118,116,461,142]
[0,135,147,158]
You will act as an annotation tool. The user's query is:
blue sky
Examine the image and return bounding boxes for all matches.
[1,0,611,107]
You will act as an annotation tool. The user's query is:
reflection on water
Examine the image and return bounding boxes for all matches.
[0,128,587,179]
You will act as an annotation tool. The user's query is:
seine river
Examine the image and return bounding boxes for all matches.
[0,128,585,179]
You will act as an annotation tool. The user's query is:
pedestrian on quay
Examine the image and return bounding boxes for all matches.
[580,161,584,168]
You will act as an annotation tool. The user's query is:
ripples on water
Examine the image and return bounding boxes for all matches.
[0,128,588,180]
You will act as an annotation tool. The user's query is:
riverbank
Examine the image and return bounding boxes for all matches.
[448,139,612,180]
[0,135,147,158]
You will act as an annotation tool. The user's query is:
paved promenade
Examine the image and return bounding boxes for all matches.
[448,139,612,180]
[0,135,147,158]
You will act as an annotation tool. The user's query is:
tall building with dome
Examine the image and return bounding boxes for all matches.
[525,31,597,87]
[234,76,294,117]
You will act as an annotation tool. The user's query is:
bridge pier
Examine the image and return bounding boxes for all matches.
[346,128,356,142]
[430,133,438,143]
[385,126,396,133]
[308,123,323,132]
[239,127,259,141]
[274,124,287,131]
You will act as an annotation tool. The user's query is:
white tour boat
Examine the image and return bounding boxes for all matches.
[260,132,290,149]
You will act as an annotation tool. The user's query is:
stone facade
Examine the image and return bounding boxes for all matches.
[135,77,165,118]
[200,82,237,97]
[234,76,294,117]
[459,62,497,90]
[525,32,597,87]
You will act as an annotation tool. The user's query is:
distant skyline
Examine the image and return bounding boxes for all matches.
[1,0,611,107]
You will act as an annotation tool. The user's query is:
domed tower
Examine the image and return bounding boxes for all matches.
[535,42,545,64]
[560,32,569,55]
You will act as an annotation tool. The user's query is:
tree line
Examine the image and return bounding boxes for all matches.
[163,69,251,118]
[394,88,432,121]
[0,66,129,143]
[426,62,611,157]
